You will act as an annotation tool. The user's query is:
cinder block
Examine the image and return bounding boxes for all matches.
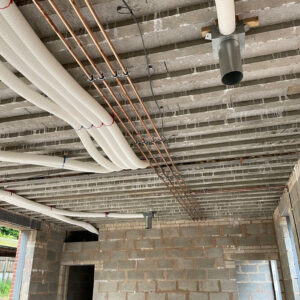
[199,280,219,292]
[143,229,161,239]
[127,292,145,300]
[118,260,136,269]
[206,248,223,258]
[166,249,185,257]
[101,241,118,251]
[249,273,266,282]
[157,259,174,269]
[117,240,135,250]
[148,293,165,300]
[106,231,124,240]
[187,270,206,280]
[246,224,265,235]
[197,258,215,268]
[162,227,180,238]
[64,242,81,252]
[137,260,155,270]
[189,293,209,300]
[220,279,237,291]
[146,270,165,280]
[119,281,136,292]
[223,225,242,235]
[157,281,176,291]
[241,265,257,273]
[207,269,229,280]
[209,292,230,300]
[128,250,146,260]
[103,261,118,270]
[166,270,185,280]
[178,280,197,291]
[154,239,173,248]
[177,258,195,269]
[138,281,156,292]
[180,227,200,237]
[136,240,153,249]
[186,248,204,257]
[167,293,186,300]
[127,271,145,280]
[108,292,126,300]
[82,241,99,251]
[108,271,126,280]
[93,292,106,300]
[126,230,142,239]
[145,249,164,258]
[110,250,127,261]
[173,238,192,248]
[194,237,214,247]
[202,226,220,236]
[216,237,235,247]
[99,281,118,292]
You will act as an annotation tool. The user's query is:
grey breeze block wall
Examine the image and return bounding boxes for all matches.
[23,223,66,300]
[60,219,282,300]
[274,160,300,299]
[235,260,276,300]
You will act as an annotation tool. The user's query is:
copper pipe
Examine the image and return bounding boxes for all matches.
[193,185,285,195]
[68,0,200,214]
[45,0,198,217]
[84,0,184,176]
[34,0,198,218]
[84,0,197,203]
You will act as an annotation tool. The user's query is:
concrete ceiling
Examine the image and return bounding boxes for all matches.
[0,0,300,227]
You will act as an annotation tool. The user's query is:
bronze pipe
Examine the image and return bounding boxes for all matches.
[68,0,200,214]
[34,0,198,218]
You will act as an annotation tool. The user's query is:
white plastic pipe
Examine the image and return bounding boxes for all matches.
[0,18,130,170]
[0,190,99,234]
[0,3,148,170]
[0,60,121,172]
[215,0,236,36]
[0,190,147,234]
[0,151,113,173]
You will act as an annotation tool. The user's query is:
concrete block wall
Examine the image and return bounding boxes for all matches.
[23,223,66,300]
[274,208,300,299]
[56,219,280,300]
[235,260,275,300]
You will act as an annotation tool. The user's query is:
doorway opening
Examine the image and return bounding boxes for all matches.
[66,265,94,300]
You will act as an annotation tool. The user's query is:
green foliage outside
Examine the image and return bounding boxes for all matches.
[0,227,19,240]
[0,279,11,298]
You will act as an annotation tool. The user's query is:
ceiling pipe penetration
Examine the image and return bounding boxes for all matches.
[206,0,245,86]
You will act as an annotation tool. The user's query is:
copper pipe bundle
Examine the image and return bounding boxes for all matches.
[33,0,202,219]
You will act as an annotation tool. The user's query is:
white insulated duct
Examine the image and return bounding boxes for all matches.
[0,190,145,234]
[0,17,130,170]
[0,151,112,174]
[0,190,99,234]
[0,3,148,170]
[0,60,121,172]
[215,0,236,36]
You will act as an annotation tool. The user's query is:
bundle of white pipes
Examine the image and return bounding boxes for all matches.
[0,190,144,234]
[0,1,148,232]
[0,1,148,172]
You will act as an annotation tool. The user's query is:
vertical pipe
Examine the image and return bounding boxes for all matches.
[215,0,236,35]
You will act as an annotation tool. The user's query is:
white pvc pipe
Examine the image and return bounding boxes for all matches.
[0,3,148,170]
[215,0,236,36]
[0,151,111,174]
[0,18,130,171]
[0,60,121,172]
[0,190,99,234]
[0,190,147,234]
